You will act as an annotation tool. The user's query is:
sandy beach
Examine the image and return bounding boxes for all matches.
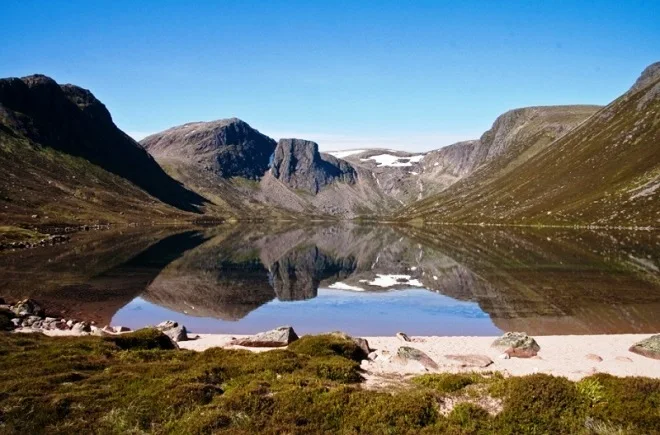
[178,333,660,382]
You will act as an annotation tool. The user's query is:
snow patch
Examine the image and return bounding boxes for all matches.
[327,149,367,159]
[361,153,424,167]
[328,282,366,291]
[359,274,424,288]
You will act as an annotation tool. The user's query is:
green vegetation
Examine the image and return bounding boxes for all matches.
[1,332,659,434]
[0,226,44,244]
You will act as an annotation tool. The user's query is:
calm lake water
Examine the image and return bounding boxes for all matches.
[1,224,659,336]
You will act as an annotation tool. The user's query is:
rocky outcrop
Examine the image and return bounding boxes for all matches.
[271,139,357,194]
[141,118,276,179]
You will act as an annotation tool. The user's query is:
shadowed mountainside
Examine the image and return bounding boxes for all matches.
[0,75,208,225]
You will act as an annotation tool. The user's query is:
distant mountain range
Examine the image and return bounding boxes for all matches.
[0,62,658,227]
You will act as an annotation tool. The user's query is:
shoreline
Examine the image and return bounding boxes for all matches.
[178,332,660,382]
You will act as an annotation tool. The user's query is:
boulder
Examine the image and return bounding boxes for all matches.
[491,332,540,358]
[445,354,494,368]
[71,322,91,334]
[113,326,131,333]
[156,320,189,342]
[396,332,412,342]
[22,315,42,327]
[233,326,299,348]
[629,335,660,360]
[329,331,371,358]
[396,346,439,370]
[12,299,44,317]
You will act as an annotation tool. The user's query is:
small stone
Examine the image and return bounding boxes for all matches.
[616,356,633,363]
[498,353,510,360]
[396,332,412,342]
[156,320,178,330]
[586,354,603,362]
[445,354,494,368]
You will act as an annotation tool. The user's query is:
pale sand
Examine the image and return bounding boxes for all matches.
[179,333,660,381]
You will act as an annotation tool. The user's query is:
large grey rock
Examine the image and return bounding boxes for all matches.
[234,326,299,348]
[12,299,44,317]
[629,334,660,360]
[491,332,540,358]
[71,322,91,334]
[156,320,189,342]
[271,138,357,194]
[396,346,439,370]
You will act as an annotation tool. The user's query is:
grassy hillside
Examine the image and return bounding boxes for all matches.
[399,70,660,228]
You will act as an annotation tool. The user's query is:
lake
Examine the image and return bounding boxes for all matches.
[1,224,658,336]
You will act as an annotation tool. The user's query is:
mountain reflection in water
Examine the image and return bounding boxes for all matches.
[1,224,658,336]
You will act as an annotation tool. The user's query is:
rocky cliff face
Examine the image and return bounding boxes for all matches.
[0,74,206,223]
[271,139,357,194]
[141,118,276,179]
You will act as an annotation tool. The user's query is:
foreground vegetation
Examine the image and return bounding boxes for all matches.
[0,331,659,434]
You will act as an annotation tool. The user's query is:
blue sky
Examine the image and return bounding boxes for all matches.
[1,1,658,151]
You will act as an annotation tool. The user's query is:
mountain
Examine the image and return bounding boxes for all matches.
[399,62,660,227]
[337,105,599,204]
[141,104,596,218]
[0,74,207,226]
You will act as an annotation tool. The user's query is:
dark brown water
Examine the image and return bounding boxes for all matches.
[1,224,658,336]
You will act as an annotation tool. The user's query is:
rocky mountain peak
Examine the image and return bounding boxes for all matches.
[141,118,276,179]
[271,138,357,194]
[630,62,660,93]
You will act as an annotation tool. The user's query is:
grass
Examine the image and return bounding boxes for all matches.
[0,225,45,244]
[1,332,659,434]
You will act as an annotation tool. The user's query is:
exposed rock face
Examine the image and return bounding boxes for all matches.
[0,74,205,213]
[629,335,660,360]
[141,118,276,179]
[233,326,299,347]
[271,139,357,194]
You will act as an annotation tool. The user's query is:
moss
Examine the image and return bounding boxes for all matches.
[413,373,483,393]
[1,333,659,433]
[105,328,177,350]
[288,333,366,362]
[493,374,585,433]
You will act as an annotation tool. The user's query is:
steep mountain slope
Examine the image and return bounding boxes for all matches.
[400,63,660,227]
[0,74,207,225]
[338,105,598,204]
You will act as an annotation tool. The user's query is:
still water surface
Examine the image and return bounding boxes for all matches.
[1,224,658,336]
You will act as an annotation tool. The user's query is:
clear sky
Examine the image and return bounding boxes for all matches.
[1,1,658,151]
